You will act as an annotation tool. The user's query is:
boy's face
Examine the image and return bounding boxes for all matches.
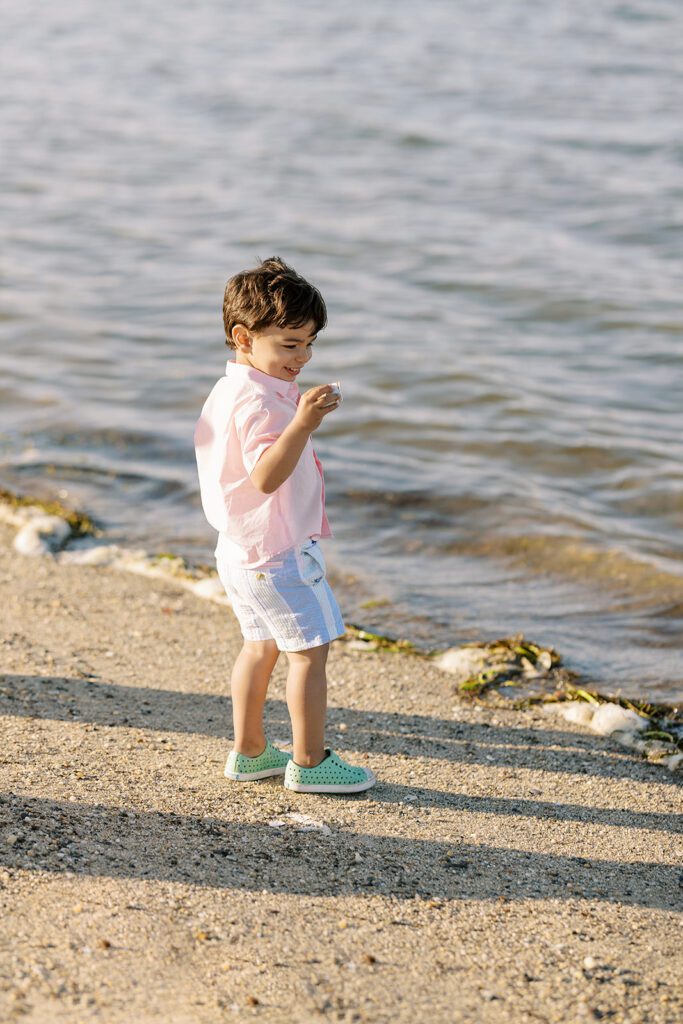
[233,321,317,382]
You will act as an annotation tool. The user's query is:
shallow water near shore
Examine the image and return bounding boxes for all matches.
[1,1,682,700]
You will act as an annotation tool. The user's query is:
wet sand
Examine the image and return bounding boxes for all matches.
[1,521,681,1023]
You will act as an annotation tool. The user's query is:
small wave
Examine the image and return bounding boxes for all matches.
[7,459,188,500]
[449,532,683,599]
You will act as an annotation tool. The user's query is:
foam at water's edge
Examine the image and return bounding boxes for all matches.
[0,496,230,606]
[1,492,680,772]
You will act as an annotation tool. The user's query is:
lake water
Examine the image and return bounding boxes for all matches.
[1,1,682,700]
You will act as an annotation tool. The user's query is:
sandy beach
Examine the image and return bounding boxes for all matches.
[1,519,681,1023]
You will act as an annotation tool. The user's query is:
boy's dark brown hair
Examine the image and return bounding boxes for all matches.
[223,257,327,349]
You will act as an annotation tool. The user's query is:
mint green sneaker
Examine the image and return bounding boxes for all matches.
[224,740,292,781]
[284,749,376,794]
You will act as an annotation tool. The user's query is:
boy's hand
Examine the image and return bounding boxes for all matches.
[294,385,341,433]
[250,384,341,493]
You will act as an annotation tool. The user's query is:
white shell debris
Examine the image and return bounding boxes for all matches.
[557,701,598,727]
[13,515,71,556]
[286,813,331,834]
[267,813,331,834]
[2,495,233,608]
[434,647,489,680]
[521,650,553,676]
[553,700,648,737]
[589,703,648,737]
[549,700,682,771]
[0,501,46,527]
[345,639,378,651]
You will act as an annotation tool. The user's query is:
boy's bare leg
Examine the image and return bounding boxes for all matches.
[230,639,280,756]
[286,643,328,767]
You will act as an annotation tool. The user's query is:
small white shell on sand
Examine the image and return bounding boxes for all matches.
[434,647,488,680]
[521,652,553,677]
[13,515,71,556]
[589,703,648,737]
[346,639,378,651]
[287,813,331,834]
[558,701,596,727]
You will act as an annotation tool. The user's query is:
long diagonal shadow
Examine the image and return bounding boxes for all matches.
[2,675,679,786]
[1,794,680,911]
[2,674,680,786]
[377,786,683,835]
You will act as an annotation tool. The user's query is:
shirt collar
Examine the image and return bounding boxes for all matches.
[225,360,299,400]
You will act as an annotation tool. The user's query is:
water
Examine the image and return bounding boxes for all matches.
[1,1,682,701]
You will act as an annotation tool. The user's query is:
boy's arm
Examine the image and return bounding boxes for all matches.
[250,384,339,494]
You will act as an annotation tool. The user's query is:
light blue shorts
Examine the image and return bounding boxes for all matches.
[215,538,345,652]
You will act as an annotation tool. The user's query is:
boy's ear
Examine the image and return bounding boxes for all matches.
[232,324,251,350]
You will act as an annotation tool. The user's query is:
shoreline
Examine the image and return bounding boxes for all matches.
[1,486,680,774]
[0,511,681,1022]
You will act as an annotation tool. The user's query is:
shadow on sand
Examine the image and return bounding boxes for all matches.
[1,674,681,911]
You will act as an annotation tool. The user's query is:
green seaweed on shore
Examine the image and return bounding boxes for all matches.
[452,634,564,697]
[344,624,416,654]
[571,688,600,704]
[525,686,683,756]
[0,488,100,537]
[551,685,681,725]
[458,656,683,757]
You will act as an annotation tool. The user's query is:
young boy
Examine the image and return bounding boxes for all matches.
[194,257,375,794]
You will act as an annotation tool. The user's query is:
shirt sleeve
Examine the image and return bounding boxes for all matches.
[235,396,291,476]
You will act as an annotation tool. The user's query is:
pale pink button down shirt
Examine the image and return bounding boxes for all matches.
[194,361,331,567]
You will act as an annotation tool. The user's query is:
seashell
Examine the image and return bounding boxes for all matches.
[558,702,596,727]
[434,647,488,680]
[13,515,71,556]
[589,703,648,737]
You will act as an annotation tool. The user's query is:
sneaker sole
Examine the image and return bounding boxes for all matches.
[224,766,288,781]
[284,770,376,794]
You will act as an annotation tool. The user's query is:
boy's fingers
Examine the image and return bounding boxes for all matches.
[305,384,334,399]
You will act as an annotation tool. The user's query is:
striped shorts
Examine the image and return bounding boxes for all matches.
[215,538,345,652]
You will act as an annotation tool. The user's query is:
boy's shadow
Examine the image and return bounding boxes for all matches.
[2,672,680,786]
[1,673,681,910]
[0,791,680,910]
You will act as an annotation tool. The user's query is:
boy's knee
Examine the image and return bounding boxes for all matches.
[286,642,329,665]
[243,639,279,661]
